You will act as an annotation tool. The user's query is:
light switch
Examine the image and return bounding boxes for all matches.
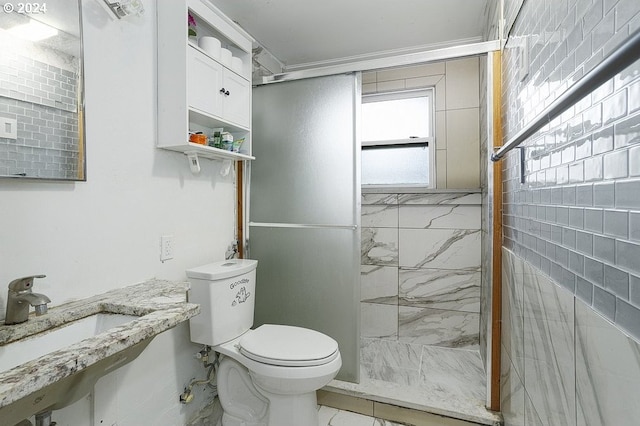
[0,117,17,139]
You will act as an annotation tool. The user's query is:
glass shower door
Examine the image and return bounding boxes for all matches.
[249,73,361,382]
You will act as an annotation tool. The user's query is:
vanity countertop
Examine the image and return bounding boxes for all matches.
[0,279,199,409]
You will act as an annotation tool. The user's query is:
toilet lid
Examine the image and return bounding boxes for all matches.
[239,324,339,367]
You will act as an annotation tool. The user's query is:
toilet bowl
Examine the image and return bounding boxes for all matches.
[215,325,341,426]
[186,259,342,426]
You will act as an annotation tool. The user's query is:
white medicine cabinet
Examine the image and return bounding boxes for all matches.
[157,0,254,161]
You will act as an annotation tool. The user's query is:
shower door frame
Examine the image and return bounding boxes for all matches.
[245,73,362,383]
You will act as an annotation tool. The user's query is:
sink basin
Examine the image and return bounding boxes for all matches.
[0,280,199,426]
[0,313,138,372]
[0,312,152,426]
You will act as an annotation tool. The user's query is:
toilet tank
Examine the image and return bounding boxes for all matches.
[187,259,257,346]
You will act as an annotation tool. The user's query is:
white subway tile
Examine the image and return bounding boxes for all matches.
[615,0,640,31]
[629,80,640,113]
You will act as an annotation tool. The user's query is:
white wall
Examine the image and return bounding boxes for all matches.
[0,0,233,423]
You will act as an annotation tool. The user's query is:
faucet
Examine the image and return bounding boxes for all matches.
[5,275,50,325]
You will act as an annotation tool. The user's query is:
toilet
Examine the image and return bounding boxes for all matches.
[187,259,342,426]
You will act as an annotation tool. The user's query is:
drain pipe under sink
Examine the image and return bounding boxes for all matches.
[35,410,55,426]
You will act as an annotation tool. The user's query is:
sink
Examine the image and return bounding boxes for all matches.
[0,280,199,426]
[0,313,138,372]
[0,312,152,426]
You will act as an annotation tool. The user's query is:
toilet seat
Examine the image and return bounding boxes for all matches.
[239,324,339,367]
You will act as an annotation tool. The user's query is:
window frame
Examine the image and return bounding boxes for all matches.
[361,88,436,189]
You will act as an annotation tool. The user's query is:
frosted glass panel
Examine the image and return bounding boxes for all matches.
[250,74,360,382]
[251,75,358,225]
[362,144,430,185]
[250,227,360,382]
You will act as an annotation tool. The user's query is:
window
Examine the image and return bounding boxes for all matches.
[361,89,435,187]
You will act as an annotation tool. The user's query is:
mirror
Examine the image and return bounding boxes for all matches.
[0,0,84,180]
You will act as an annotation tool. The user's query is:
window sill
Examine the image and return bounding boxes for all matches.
[361,185,481,194]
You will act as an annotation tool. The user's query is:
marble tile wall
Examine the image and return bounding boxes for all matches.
[361,192,482,349]
[479,52,492,375]
[502,248,640,426]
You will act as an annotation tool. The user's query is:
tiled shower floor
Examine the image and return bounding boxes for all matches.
[318,406,403,425]
[324,338,502,425]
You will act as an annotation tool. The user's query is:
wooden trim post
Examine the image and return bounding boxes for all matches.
[236,161,244,259]
[489,50,503,411]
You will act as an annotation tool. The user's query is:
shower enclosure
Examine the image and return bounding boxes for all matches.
[248,73,361,382]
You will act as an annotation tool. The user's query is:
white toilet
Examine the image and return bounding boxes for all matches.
[187,259,342,426]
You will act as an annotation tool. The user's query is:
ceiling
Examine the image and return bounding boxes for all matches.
[212,0,489,70]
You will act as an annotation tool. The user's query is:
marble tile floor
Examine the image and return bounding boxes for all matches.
[324,339,502,425]
[319,406,404,426]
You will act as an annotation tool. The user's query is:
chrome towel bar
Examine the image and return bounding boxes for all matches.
[492,26,640,162]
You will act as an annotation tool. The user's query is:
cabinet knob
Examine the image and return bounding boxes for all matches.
[219,88,230,96]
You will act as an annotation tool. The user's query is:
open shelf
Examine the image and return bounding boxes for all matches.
[188,106,249,133]
[164,142,255,161]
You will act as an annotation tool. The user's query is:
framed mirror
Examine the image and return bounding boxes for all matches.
[0,0,85,180]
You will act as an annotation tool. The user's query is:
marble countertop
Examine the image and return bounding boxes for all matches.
[0,279,199,409]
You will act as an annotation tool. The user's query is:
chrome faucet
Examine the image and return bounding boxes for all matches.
[5,275,50,325]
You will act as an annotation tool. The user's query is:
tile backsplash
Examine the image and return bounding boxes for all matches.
[0,35,80,179]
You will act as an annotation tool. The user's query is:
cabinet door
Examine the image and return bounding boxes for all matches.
[222,71,251,128]
[187,47,223,117]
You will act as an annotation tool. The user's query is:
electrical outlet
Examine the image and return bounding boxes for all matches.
[0,117,17,139]
[160,235,174,262]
